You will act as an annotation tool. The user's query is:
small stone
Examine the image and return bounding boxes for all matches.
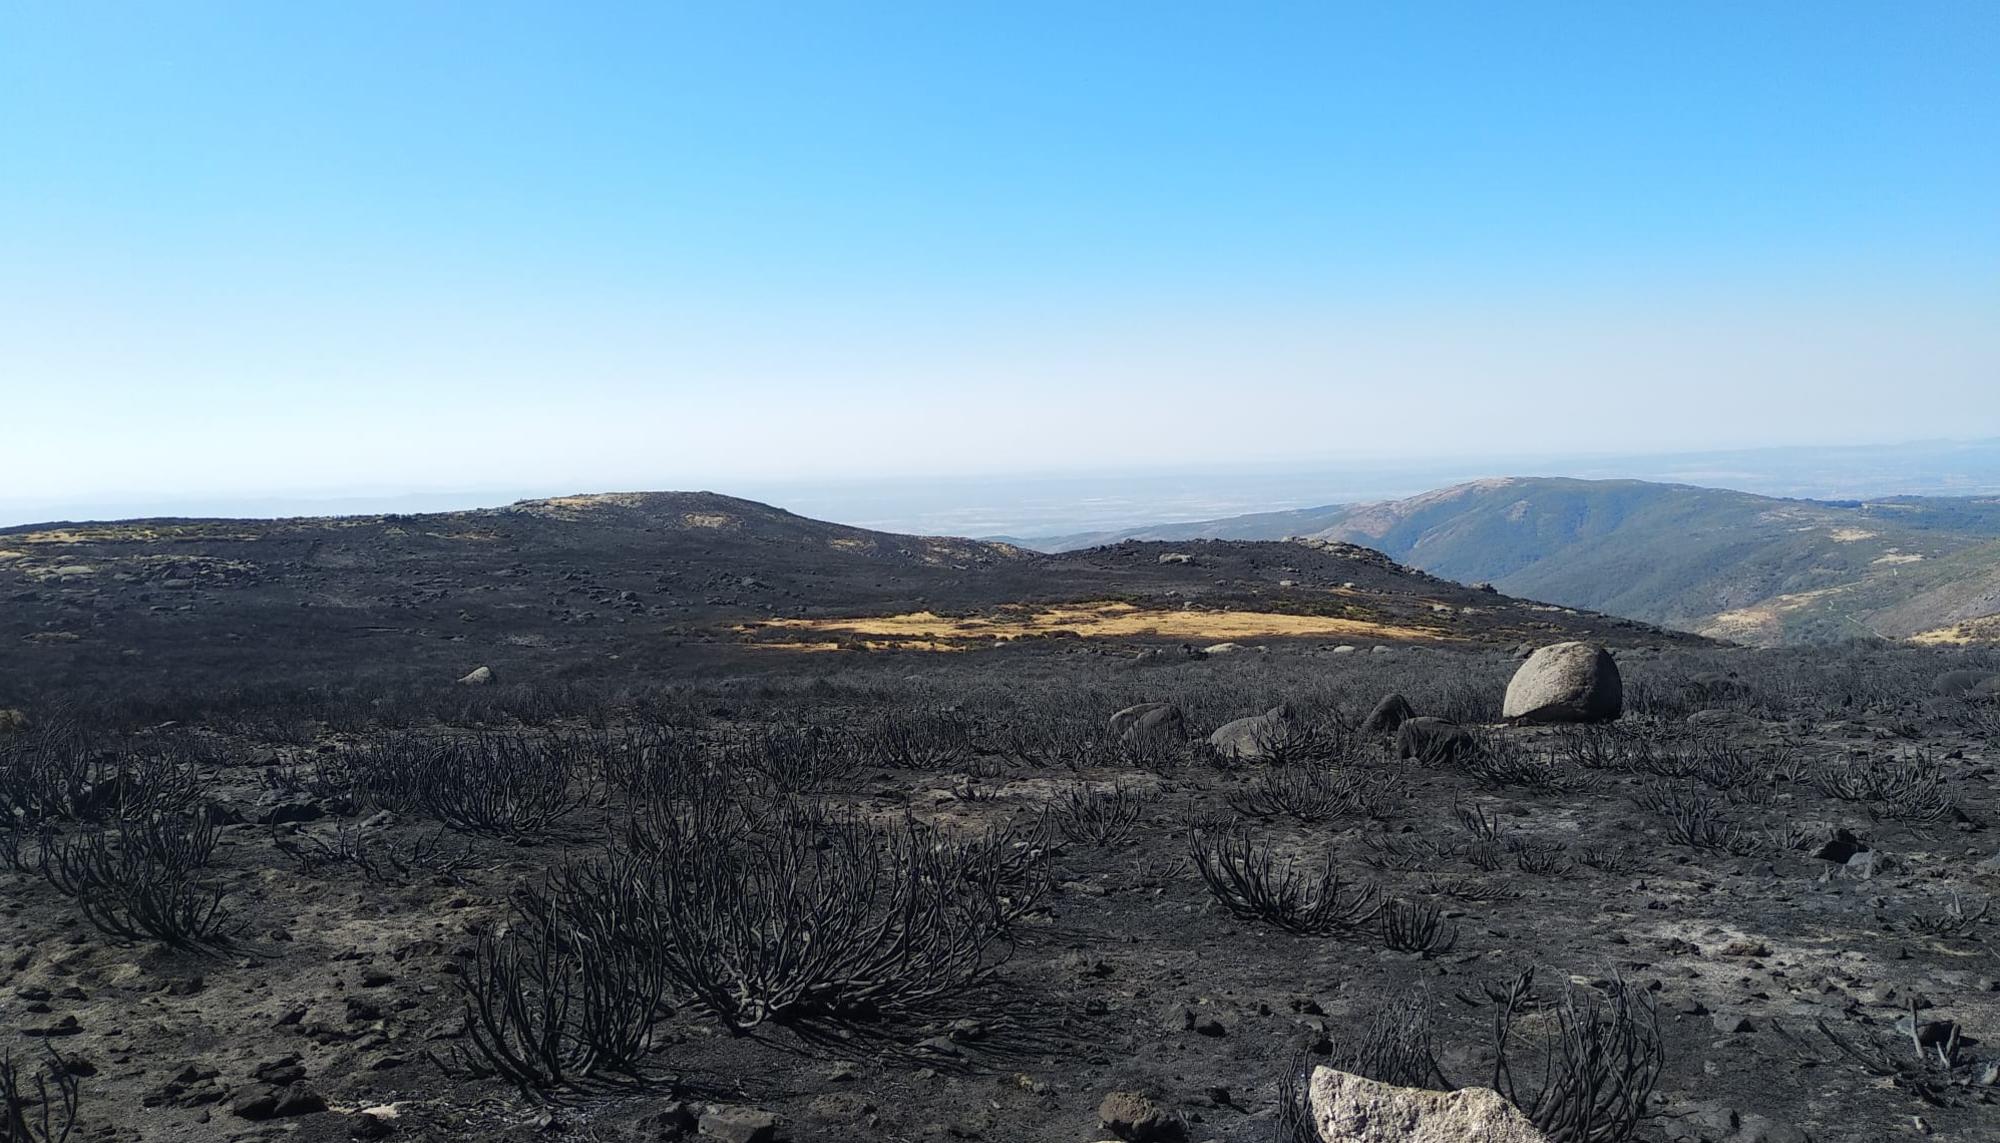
[1711,1011,1756,1034]
[698,1105,778,1143]
[1097,1090,1186,1143]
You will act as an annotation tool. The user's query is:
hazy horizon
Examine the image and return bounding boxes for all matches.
[6,4,1998,517]
[9,435,2000,540]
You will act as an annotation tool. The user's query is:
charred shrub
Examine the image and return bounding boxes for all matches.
[36,813,235,947]
[1,1046,80,1143]
[740,724,861,793]
[1488,969,1664,1143]
[867,711,980,772]
[1188,829,1380,936]
[455,895,671,1092]
[0,722,199,824]
[630,803,1044,1031]
[356,733,594,837]
[1052,782,1151,846]
[1230,766,1393,824]
[1378,897,1458,956]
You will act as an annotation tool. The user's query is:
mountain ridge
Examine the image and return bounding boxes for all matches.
[1014,477,2000,645]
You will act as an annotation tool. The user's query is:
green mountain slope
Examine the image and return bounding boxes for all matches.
[1032,478,2000,644]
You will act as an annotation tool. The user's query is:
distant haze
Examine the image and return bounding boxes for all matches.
[8,439,2000,542]
[5,7,1997,520]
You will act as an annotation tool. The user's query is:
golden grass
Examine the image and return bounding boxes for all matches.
[1909,615,2000,646]
[739,599,1444,651]
[1828,528,1877,542]
[1699,587,1847,644]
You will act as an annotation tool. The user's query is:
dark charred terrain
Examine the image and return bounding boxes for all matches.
[3,495,1998,1143]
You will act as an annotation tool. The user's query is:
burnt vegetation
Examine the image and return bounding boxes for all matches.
[1,638,1998,1140]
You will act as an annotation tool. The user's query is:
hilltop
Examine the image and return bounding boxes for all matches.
[0,489,1696,706]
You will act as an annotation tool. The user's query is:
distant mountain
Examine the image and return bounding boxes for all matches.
[1024,478,2000,645]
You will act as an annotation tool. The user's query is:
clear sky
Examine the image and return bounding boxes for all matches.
[4,2,1997,522]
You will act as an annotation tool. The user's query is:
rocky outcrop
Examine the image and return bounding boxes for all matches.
[1309,1068,1547,1142]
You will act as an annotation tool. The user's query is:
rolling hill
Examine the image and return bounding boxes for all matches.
[0,490,1697,701]
[1021,478,2000,645]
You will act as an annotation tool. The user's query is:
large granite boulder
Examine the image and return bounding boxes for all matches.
[1502,643,1621,723]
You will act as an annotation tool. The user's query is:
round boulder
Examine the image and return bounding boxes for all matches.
[1108,702,1187,743]
[1503,642,1621,724]
[1208,707,1288,760]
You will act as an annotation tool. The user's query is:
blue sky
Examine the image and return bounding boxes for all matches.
[4,3,1997,521]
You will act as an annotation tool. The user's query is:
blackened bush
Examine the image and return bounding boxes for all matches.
[457,900,671,1091]
[1379,898,1458,956]
[36,813,235,947]
[867,711,980,772]
[1188,830,1380,936]
[0,722,198,824]
[1,1046,79,1143]
[353,732,595,836]
[739,724,861,793]
[635,804,1040,1031]
[1229,766,1393,824]
[1488,970,1663,1143]
[1052,782,1150,846]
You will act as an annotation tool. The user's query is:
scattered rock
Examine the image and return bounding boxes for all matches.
[1097,1090,1186,1143]
[1711,1010,1756,1033]
[1395,717,1475,764]
[1503,642,1622,723]
[1208,707,1289,760]
[1203,642,1245,655]
[1109,702,1187,743]
[1362,693,1416,735]
[1310,1067,1547,1142]
[699,1105,778,1143]
[1809,830,1865,864]
[231,1083,327,1121]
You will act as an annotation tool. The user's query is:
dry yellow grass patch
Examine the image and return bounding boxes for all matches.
[1699,587,1847,644]
[1828,528,1877,542]
[1871,551,1924,565]
[740,600,1443,650]
[681,513,734,528]
[1910,615,2000,646]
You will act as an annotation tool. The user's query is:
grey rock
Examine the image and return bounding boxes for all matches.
[1097,1090,1186,1142]
[1362,693,1417,735]
[699,1105,778,1143]
[1396,717,1475,764]
[1108,702,1187,743]
[1504,642,1622,723]
[1208,707,1289,760]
